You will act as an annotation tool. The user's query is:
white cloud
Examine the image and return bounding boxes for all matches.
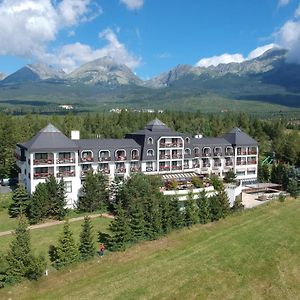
[120,0,144,10]
[276,20,300,64]
[48,28,142,73]
[295,4,300,17]
[278,0,290,7]
[0,0,100,61]
[195,43,277,68]
[156,52,172,59]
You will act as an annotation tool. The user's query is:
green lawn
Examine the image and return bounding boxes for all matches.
[1,199,300,299]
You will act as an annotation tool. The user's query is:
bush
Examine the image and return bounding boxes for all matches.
[278,193,286,202]
[191,176,204,188]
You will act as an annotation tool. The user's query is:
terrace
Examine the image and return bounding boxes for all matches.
[80,151,93,163]
[57,152,75,164]
[33,153,54,165]
[57,166,75,177]
[33,167,54,179]
[98,150,111,162]
[115,150,126,161]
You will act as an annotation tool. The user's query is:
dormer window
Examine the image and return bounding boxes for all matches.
[147,137,154,145]
[147,149,154,157]
[185,148,191,155]
[185,137,190,144]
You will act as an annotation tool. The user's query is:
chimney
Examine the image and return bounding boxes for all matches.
[71,130,80,140]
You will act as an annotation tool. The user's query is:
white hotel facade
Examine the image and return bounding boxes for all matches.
[15,119,258,207]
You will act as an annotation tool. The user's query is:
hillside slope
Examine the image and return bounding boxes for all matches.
[1,199,300,299]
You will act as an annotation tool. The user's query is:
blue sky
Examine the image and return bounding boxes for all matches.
[0,0,300,79]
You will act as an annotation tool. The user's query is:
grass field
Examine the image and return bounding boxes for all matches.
[1,199,300,299]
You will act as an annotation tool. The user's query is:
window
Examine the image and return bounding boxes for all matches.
[35,153,48,159]
[147,149,154,156]
[65,181,72,193]
[147,137,154,145]
[185,148,191,155]
[185,137,190,143]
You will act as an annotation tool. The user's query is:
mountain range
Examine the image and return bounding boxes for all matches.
[1,48,300,112]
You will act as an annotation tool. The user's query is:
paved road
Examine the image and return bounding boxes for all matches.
[0,213,114,237]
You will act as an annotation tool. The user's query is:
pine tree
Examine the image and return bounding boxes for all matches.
[160,197,172,234]
[108,202,132,251]
[169,195,184,229]
[129,201,145,242]
[50,221,79,269]
[78,171,109,212]
[287,178,299,198]
[6,215,46,283]
[29,183,49,224]
[8,183,30,218]
[197,190,211,224]
[209,195,222,221]
[231,195,244,211]
[46,175,59,217]
[56,178,67,220]
[144,197,162,240]
[79,216,95,261]
[218,186,230,218]
[184,193,199,227]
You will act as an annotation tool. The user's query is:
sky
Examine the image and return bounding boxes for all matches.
[1,0,300,79]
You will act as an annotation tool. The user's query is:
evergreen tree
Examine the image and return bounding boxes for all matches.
[0,253,9,288]
[169,195,184,229]
[6,215,46,283]
[79,216,95,261]
[29,183,49,224]
[56,178,67,220]
[160,197,172,234]
[8,183,30,218]
[287,178,299,198]
[78,171,108,212]
[46,175,59,216]
[144,197,163,240]
[50,221,79,269]
[209,195,222,221]
[197,190,211,224]
[108,202,132,251]
[129,201,145,242]
[184,193,199,227]
[223,171,237,183]
[218,186,230,218]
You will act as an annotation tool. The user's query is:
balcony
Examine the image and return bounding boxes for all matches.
[202,163,211,168]
[34,158,54,165]
[159,166,170,171]
[116,168,126,174]
[213,152,222,157]
[57,158,75,164]
[248,149,257,155]
[160,154,171,159]
[194,153,200,157]
[98,156,111,162]
[225,161,233,167]
[115,156,127,161]
[237,161,247,166]
[99,168,110,174]
[130,167,141,173]
[225,151,234,156]
[57,170,75,177]
[213,163,222,168]
[33,172,54,179]
[247,159,257,165]
[172,165,182,171]
[172,154,183,159]
[160,142,183,148]
[202,152,211,157]
[80,156,93,163]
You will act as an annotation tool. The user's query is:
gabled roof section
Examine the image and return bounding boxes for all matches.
[145,118,172,132]
[223,127,258,146]
[18,123,78,151]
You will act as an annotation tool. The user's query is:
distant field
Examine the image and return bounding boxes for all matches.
[1,199,300,299]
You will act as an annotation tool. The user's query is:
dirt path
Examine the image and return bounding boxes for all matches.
[0,213,114,237]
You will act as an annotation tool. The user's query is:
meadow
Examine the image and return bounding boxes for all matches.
[0,198,300,299]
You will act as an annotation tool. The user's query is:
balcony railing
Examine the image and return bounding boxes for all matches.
[34,158,54,165]
[116,168,126,173]
[194,153,200,157]
[172,154,183,159]
[115,156,126,161]
[130,167,141,173]
[225,161,233,166]
[202,163,211,167]
[98,156,111,162]
[57,170,75,177]
[237,150,247,155]
[213,163,222,167]
[247,159,257,165]
[131,155,140,160]
[99,168,110,174]
[57,158,75,164]
[80,156,93,162]
[237,161,247,166]
[172,165,182,170]
[159,166,170,171]
[225,151,234,156]
[160,142,183,148]
[160,154,171,159]
[33,172,54,179]
[248,150,257,155]
[202,152,211,157]
[213,152,222,157]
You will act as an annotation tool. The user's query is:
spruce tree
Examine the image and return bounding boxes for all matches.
[108,202,132,251]
[197,190,211,224]
[144,197,162,240]
[29,183,49,224]
[218,186,230,218]
[160,197,172,234]
[46,175,59,217]
[231,196,244,211]
[129,201,145,242]
[184,193,199,227]
[209,195,222,221]
[6,215,46,283]
[169,195,184,229]
[287,178,299,198]
[79,216,95,261]
[56,178,67,220]
[9,183,30,218]
[50,221,79,269]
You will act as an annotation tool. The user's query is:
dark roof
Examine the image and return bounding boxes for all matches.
[192,137,230,146]
[18,124,78,151]
[76,138,140,150]
[222,128,258,146]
